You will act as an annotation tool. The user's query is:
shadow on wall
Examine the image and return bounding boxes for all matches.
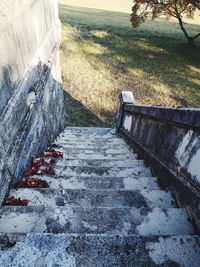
[0,58,110,205]
[0,66,15,115]
[63,90,109,127]
[0,62,64,204]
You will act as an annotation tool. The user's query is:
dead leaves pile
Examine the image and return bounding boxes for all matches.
[4,147,63,206]
[23,158,54,176]
[15,177,49,188]
[5,197,29,206]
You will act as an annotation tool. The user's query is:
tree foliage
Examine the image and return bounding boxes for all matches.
[131,0,200,44]
[188,0,200,10]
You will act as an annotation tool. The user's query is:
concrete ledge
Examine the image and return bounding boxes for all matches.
[125,104,200,130]
[116,91,200,232]
[119,128,200,232]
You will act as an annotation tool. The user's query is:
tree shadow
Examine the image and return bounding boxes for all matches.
[87,30,200,107]
[59,4,200,108]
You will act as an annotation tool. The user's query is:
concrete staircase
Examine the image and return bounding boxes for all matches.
[0,127,200,266]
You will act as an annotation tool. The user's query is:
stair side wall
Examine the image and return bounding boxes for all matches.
[0,0,64,204]
[116,91,200,231]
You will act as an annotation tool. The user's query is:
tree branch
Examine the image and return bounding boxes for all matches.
[193,32,200,40]
[188,0,200,10]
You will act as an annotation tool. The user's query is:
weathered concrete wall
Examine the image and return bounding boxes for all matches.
[0,0,64,204]
[121,106,200,186]
[116,91,200,230]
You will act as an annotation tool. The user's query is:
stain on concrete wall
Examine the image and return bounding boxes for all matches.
[121,108,200,187]
[0,0,64,204]
[117,91,200,229]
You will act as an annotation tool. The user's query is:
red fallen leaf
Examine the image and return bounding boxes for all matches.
[37,168,55,175]
[5,196,18,205]
[15,177,49,188]
[23,168,36,177]
[23,158,54,177]
[32,158,47,168]
[5,196,29,206]
[21,199,29,206]
[43,149,63,158]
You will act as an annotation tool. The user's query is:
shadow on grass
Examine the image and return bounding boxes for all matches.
[76,26,200,107]
[92,34,200,106]
[63,90,110,127]
[59,3,200,120]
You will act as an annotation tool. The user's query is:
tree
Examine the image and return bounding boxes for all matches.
[130,0,200,45]
[188,0,200,10]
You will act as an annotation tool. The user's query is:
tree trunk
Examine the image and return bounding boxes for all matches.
[177,16,200,46]
[187,37,194,46]
[177,16,194,45]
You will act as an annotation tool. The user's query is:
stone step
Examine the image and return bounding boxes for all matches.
[33,175,160,190]
[63,127,114,134]
[62,153,137,160]
[57,139,125,146]
[56,134,125,141]
[9,188,176,209]
[57,147,135,155]
[55,143,129,150]
[53,166,151,177]
[0,234,200,267]
[60,131,116,139]
[0,207,193,235]
[49,158,144,168]
[55,138,126,144]
[64,126,113,131]
[60,133,116,138]
[58,132,117,137]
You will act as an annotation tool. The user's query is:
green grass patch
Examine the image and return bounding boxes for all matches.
[59,4,200,126]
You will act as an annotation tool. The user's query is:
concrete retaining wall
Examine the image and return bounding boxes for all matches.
[116,91,200,231]
[0,0,64,204]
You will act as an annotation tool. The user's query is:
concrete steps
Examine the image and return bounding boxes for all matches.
[9,188,176,208]
[0,206,193,235]
[0,234,200,267]
[29,175,161,190]
[0,127,199,266]
[53,165,151,177]
[55,142,132,149]
[62,127,115,135]
[57,145,135,152]
[48,158,144,168]
[56,139,127,144]
[62,153,137,160]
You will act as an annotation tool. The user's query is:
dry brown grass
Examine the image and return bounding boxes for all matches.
[59,4,200,126]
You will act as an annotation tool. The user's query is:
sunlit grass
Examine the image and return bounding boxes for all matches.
[59,4,200,126]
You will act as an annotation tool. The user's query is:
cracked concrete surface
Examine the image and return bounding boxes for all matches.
[0,127,199,266]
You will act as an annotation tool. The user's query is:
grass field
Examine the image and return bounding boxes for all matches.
[59,0,132,13]
[59,3,200,126]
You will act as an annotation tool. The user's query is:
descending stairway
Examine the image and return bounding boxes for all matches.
[0,127,199,266]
